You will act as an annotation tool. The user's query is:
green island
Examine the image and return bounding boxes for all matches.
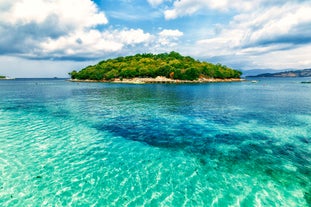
[0,75,15,80]
[69,51,242,83]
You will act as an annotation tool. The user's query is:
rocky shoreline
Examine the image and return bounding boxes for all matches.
[69,76,244,84]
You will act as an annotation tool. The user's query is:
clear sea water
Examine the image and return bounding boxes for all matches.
[0,78,310,206]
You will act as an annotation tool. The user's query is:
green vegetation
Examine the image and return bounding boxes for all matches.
[0,75,6,79]
[69,51,242,81]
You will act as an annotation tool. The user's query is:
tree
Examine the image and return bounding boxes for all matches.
[184,68,200,80]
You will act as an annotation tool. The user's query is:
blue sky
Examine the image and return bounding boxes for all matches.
[0,0,311,77]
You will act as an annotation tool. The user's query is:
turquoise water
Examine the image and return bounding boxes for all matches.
[0,78,310,206]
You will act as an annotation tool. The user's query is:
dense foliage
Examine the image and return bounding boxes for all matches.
[0,75,6,79]
[69,51,242,81]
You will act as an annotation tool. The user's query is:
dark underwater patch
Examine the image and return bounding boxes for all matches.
[95,117,270,156]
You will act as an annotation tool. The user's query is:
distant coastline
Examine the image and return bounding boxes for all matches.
[69,76,243,84]
[247,68,311,78]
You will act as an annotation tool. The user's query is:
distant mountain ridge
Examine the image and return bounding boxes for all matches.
[247,68,311,77]
[241,69,288,77]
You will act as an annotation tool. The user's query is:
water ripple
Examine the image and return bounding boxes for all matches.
[0,79,310,206]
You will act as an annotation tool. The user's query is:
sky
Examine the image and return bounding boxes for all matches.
[0,0,311,77]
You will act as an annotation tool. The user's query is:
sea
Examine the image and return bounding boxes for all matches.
[0,78,310,206]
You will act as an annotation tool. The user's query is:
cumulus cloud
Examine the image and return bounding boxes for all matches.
[164,0,311,48]
[172,1,311,69]
[1,0,107,29]
[0,0,108,59]
[157,29,184,47]
[196,2,311,53]
[1,0,310,72]
[39,29,154,59]
[0,0,184,61]
[159,29,183,38]
[239,3,311,47]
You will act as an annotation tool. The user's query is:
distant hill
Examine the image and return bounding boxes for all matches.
[247,68,311,77]
[241,69,288,77]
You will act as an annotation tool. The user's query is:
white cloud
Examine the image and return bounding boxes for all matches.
[202,2,311,49]
[240,4,311,46]
[0,0,182,60]
[147,0,165,7]
[164,0,203,19]
[159,29,183,37]
[39,28,184,59]
[164,0,261,19]
[2,0,107,28]
[180,1,311,69]
[1,0,310,73]
[0,0,108,58]
[157,29,183,47]
[39,29,154,59]
[117,29,154,45]
[245,44,311,69]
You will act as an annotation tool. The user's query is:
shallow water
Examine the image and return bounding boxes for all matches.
[0,78,310,206]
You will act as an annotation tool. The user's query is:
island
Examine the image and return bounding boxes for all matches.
[69,51,242,83]
[247,68,311,78]
[0,75,15,80]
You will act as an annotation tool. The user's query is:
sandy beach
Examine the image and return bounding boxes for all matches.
[69,76,244,84]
